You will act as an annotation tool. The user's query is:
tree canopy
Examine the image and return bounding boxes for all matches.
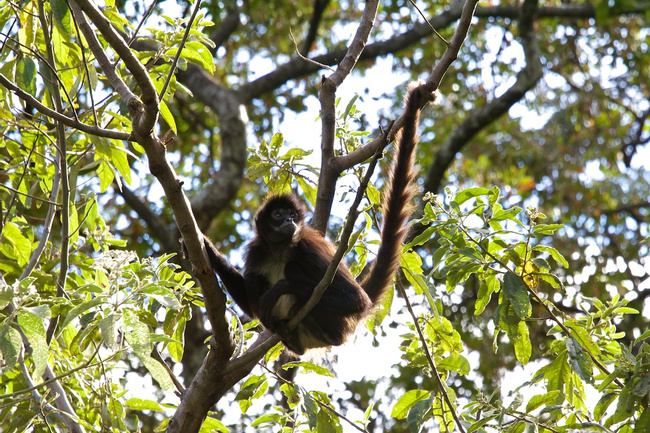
[0,0,649,432]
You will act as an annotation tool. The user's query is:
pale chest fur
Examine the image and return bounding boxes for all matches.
[255,249,292,286]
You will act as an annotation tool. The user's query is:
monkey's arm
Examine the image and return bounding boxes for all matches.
[182,236,256,317]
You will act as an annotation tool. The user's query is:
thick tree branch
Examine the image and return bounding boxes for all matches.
[176,65,248,230]
[301,0,331,55]
[238,1,464,103]
[117,184,178,252]
[209,0,241,50]
[237,3,641,102]
[423,0,543,194]
[68,0,233,359]
[71,0,158,135]
[312,0,380,232]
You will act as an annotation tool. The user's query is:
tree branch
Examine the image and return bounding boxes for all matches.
[237,2,640,103]
[300,0,331,55]
[0,73,130,141]
[68,0,233,363]
[423,0,543,195]
[208,0,241,50]
[176,65,248,229]
[71,0,159,135]
[312,0,380,232]
[116,184,178,252]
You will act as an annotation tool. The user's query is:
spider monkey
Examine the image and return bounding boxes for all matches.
[187,85,434,355]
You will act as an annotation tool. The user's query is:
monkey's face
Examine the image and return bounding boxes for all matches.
[270,208,300,233]
[258,206,303,245]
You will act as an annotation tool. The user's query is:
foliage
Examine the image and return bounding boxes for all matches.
[0,0,648,432]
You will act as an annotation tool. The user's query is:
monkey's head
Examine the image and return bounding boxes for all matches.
[255,194,305,245]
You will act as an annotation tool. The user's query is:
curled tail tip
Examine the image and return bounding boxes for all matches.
[405,82,441,109]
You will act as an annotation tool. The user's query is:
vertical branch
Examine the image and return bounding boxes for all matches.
[37,0,71,328]
[312,0,380,232]
[3,2,85,433]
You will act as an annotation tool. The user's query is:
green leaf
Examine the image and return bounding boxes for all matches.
[488,185,501,206]
[498,304,531,364]
[138,354,175,391]
[475,273,499,315]
[537,350,570,398]
[457,247,484,262]
[0,286,13,309]
[0,325,22,368]
[407,396,432,432]
[405,226,435,249]
[526,390,561,412]
[533,224,564,235]
[391,389,431,420]
[251,413,283,427]
[533,245,569,268]
[438,353,470,375]
[513,319,531,364]
[296,176,317,206]
[594,392,617,420]
[97,159,115,192]
[283,361,335,377]
[634,405,650,433]
[159,101,178,134]
[280,383,300,409]
[635,330,650,344]
[503,272,531,319]
[468,416,495,433]
[492,206,523,223]
[183,41,215,73]
[168,314,186,362]
[17,310,48,377]
[60,296,106,331]
[566,321,601,356]
[236,374,268,412]
[16,57,37,96]
[110,142,132,186]
[124,312,152,356]
[3,222,32,266]
[124,398,164,411]
[99,313,121,350]
[51,0,73,33]
[342,94,360,119]
[454,187,490,205]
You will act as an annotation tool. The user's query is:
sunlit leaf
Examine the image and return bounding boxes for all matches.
[17,310,48,377]
[0,326,22,368]
[391,389,431,420]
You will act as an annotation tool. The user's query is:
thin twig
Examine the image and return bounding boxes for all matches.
[69,0,98,127]
[289,141,384,328]
[397,280,466,433]
[0,72,131,141]
[409,0,448,45]
[127,0,159,48]
[152,347,186,395]
[260,363,368,432]
[159,0,203,101]
[289,28,335,72]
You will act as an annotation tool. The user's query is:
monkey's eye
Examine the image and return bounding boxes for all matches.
[272,210,283,220]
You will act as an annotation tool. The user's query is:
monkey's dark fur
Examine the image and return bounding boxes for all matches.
[191,85,432,355]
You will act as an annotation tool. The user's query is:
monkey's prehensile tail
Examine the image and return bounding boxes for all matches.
[362,84,435,304]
